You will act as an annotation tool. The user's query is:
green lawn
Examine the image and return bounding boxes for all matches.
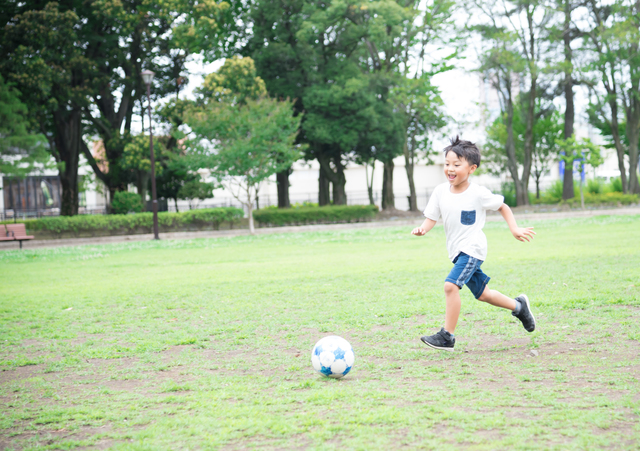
[1,215,639,450]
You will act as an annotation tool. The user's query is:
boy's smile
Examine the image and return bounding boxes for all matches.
[444,151,477,193]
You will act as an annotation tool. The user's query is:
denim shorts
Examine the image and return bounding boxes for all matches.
[445,252,491,299]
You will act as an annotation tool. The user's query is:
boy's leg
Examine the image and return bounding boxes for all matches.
[444,282,462,333]
[477,286,536,332]
[420,281,463,352]
[477,286,517,310]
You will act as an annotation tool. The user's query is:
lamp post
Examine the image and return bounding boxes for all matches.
[141,69,159,240]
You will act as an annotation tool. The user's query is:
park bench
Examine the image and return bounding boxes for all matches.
[2,223,35,249]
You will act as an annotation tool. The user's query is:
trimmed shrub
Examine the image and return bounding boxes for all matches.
[252,205,379,227]
[560,192,638,206]
[2,207,244,238]
[111,191,143,214]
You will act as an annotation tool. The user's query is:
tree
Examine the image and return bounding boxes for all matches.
[1,3,96,215]
[79,0,233,204]
[245,0,413,208]
[482,101,561,199]
[187,97,303,234]
[392,75,447,211]
[584,0,640,194]
[474,0,554,206]
[1,0,237,215]
[0,75,48,177]
[549,0,587,200]
[531,109,563,198]
[178,180,215,210]
[155,150,197,213]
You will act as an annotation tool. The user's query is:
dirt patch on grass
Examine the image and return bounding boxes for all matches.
[2,306,640,450]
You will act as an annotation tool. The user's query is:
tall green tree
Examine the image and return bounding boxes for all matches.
[1,3,97,215]
[392,0,454,212]
[474,0,554,206]
[584,0,640,194]
[392,76,447,211]
[549,0,587,200]
[245,0,415,208]
[1,0,238,215]
[241,0,306,208]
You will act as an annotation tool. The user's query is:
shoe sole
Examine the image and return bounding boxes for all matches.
[420,336,455,352]
[519,294,536,332]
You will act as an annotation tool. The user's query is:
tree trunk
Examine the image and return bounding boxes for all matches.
[174,198,179,213]
[137,171,149,211]
[247,204,255,234]
[332,173,347,205]
[318,154,347,205]
[382,159,395,210]
[403,139,418,211]
[503,94,526,206]
[365,162,375,205]
[59,166,79,216]
[318,164,330,206]
[521,78,536,207]
[53,110,82,216]
[276,167,292,208]
[626,110,640,194]
[562,2,576,200]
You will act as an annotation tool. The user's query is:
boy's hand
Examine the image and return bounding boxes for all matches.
[412,227,427,236]
[512,227,536,242]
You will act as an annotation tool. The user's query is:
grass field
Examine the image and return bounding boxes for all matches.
[1,215,640,450]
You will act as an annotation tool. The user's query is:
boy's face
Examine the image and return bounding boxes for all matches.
[444,151,477,189]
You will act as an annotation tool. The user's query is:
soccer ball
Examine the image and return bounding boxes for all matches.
[311,336,355,379]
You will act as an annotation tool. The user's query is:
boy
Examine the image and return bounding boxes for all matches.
[412,136,536,351]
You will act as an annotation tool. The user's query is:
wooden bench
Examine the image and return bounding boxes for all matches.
[0,225,13,244]
[2,223,35,249]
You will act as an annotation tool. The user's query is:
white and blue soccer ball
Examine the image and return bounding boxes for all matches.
[311,336,355,379]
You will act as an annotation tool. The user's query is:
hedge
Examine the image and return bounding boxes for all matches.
[533,191,639,206]
[1,207,244,238]
[252,205,379,227]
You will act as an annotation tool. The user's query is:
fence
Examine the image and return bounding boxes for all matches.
[163,189,435,214]
[0,207,108,222]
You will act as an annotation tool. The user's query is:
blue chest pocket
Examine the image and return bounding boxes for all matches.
[461,210,476,225]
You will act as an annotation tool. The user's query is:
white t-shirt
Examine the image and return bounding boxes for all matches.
[423,182,504,262]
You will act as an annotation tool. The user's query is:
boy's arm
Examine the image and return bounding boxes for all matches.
[412,218,437,236]
[498,204,536,242]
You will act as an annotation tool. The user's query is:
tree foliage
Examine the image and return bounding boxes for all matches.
[0,75,49,177]
[187,90,302,233]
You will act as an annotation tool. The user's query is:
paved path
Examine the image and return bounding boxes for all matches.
[1,206,639,251]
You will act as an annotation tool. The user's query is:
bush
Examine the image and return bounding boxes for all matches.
[607,177,623,193]
[501,182,535,206]
[586,179,604,194]
[252,205,379,227]
[501,182,517,207]
[561,192,638,206]
[3,207,244,238]
[111,191,143,214]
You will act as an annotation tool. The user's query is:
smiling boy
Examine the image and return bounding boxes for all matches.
[412,136,537,351]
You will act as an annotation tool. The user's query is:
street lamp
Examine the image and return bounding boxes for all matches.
[141,69,159,240]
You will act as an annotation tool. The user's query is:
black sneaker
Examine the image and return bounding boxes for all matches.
[513,294,536,332]
[421,328,455,352]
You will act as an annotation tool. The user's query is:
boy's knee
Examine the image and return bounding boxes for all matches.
[477,287,490,302]
[444,282,459,295]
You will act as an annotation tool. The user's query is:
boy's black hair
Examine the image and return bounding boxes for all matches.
[443,136,481,167]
